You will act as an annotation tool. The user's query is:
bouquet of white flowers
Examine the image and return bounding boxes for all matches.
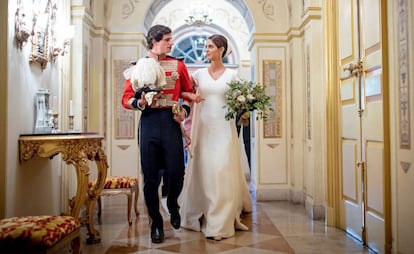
[224,79,273,126]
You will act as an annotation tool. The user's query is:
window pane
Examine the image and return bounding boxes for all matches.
[171,34,232,66]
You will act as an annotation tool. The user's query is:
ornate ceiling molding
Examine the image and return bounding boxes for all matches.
[143,0,254,33]
[258,0,275,21]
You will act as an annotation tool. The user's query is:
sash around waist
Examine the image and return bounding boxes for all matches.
[148,97,175,108]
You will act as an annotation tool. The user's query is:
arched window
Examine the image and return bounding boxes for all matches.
[171,34,233,68]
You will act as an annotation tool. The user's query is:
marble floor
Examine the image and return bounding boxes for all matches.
[79,196,374,254]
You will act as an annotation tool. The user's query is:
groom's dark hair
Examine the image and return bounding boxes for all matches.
[146,25,172,50]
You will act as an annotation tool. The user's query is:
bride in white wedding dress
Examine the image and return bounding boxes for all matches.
[179,34,252,240]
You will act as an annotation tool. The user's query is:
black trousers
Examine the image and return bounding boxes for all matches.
[139,108,185,227]
[236,114,251,166]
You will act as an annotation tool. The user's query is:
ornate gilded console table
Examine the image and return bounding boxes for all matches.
[18,133,108,244]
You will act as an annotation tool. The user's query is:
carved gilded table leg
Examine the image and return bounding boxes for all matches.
[60,138,108,244]
[66,151,90,219]
[18,134,108,244]
[84,149,108,244]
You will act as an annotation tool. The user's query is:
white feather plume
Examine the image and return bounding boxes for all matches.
[130,57,167,92]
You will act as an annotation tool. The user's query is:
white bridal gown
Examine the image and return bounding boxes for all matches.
[179,68,252,239]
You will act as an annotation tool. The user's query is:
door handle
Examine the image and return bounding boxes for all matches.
[344,60,363,77]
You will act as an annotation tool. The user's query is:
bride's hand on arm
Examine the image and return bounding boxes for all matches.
[190,77,204,103]
[184,134,191,148]
[192,93,204,103]
[180,92,204,103]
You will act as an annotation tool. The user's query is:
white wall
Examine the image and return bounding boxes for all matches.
[303,11,326,219]
[250,40,290,201]
[0,0,8,219]
[3,2,413,253]
[387,0,414,253]
[5,0,67,216]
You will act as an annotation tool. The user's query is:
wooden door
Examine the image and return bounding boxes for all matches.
[338,0,390,253]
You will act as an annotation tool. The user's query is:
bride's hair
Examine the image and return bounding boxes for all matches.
[208,34,232,58]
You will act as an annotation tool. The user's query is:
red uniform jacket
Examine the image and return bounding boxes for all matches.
[122,56,193,111]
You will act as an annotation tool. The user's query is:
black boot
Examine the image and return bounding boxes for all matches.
[151,223,164,243]
[170,210,181,229]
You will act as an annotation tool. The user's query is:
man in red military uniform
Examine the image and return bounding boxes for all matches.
[122,25,194,244]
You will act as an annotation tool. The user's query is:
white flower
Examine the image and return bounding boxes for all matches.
[224,79,273,122]
[237,95,246,103]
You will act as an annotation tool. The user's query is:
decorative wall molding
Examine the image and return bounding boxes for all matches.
[114,60,135,139]
[118,145,130,150]
[398,0,411,149]
[103,58,108,141]
[122,0,140,19]
[85,0,94,17]
[14,0,31,50]
[263,60,282,138]
[400,161,411,174]
[257,0,274,21]
[83,45,89,131]
[289,57,294,139]
[306,44,311,140]
[267,144,279,148]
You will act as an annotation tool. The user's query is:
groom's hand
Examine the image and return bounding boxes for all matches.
[138,91,148,108]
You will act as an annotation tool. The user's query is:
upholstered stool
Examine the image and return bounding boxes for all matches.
[90,176,139,225]
[0,215,81,254]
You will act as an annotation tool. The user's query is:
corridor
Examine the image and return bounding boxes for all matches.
[80,198,373,254]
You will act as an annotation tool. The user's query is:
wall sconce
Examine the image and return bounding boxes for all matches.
[51,25,75,62]
[14,0,31,50]
[29,0,53,69]
[185,2,213,26]
[29,13,50,69]
[29,1,73,69]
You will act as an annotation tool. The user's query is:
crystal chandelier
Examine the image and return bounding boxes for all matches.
[185,3,212,26]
